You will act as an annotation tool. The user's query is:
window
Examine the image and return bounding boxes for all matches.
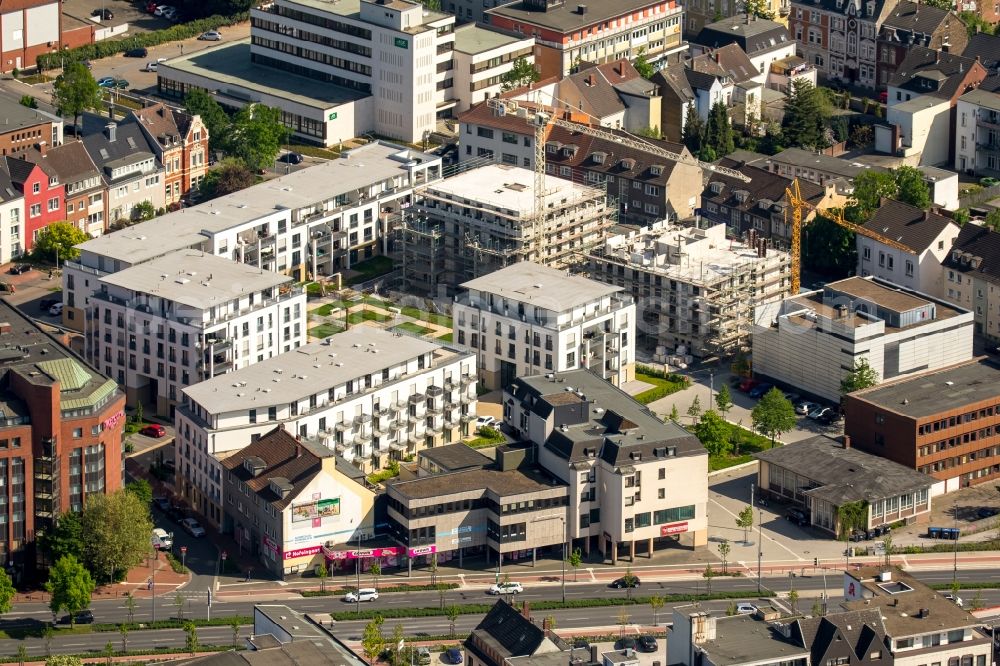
[32,183,39,194]
[905,260,913,277]
[29,204,40,218]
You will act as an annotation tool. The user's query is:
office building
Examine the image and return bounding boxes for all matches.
[0,300,125,579]
[399,164,611,293]
[177,327,476,526]
[844,359,1000,493]
[453,262,635,390]
[85,249,306,418]
[452,24,534,114]
[587,221,791,358]
[61,141,441,330]
[752,276,974,403]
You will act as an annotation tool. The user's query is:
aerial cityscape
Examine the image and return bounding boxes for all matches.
[0,0,995,663]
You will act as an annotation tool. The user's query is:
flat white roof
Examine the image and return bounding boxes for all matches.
[461,261,621,309]
[183,327,455,413]
[425,164,603,216]
[76,141,439,264]
[99,249,291,309]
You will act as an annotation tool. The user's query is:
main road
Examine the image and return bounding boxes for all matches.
[3,568,1000,657]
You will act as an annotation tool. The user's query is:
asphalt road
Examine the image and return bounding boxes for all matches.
[3,569,1000,656]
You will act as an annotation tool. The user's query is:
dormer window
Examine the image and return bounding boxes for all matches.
[562,145,578,157]
[592,151,606,164]
[48,176,57,186]
[650,164,664,176]
[710,181,725,194]
[619,158,636,170]
[546,142,561,154]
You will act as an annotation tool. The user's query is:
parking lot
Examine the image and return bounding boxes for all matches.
[64,0,172,36]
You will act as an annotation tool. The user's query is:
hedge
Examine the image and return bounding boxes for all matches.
[0,645,244,664]
[36,13,249,71]
[92,616,253,632]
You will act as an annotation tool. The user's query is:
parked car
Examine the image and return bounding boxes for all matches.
[488,581,523,595]
[62,609,94,624]
[8,263,30,275]
[140,423,167,438]
[637,636,658,652]
[786,508,809,526]
[49,303,64,316]
[572,639,590,650]
[819,410,842,426]
[808,406,831,420]
[475,415,496,428]
[91,8,113,18]
[115,79,130,89]
[279,151,304,164]
[145,0,158,12]
[795,400,818,415]
[153,5,170,15]
[97,76,116,88]
[38,298,57,312]
[977,507,999,519]
[445,649,463,665]
[738,378,758,393]
[167,504,187,522]
[748,382,773,399]
[783,392,800,404]
[162,7,178,20]
[145,62,159,71]
[124,47,148,58]
[945,594,964,607]
[343,588,379,603]
[610,575,640,588]
[181,517,205,537]
[199,30,222,40]
[878,91,888,104]
[980,177,1000,188]
[415,647,431,665]
[153,496,171,512]
[151,527,173,550]
[614,637,638,651]
[736,603,757,615]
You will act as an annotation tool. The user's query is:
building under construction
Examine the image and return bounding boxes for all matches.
[587,221,791,359]
[399,163,613,294]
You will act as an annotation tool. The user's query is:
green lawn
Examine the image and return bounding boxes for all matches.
[437,332,453,343]
[347,309,391,325]
[393,322,433,336]
[400,305,451,327]
[465,426,504,449]
[706,422,774,471]
[288,143,340,160]
[310,323,344,339]
[313,303,349,317]
[347,256,395,285]
[634,371,689,404]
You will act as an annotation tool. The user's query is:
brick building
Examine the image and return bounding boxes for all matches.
[0,95,62,157]
[844,358,1000,493]
[0,299,125,580]
[3,153,64,253]
[876,1,967,88]
[0,0,61,73]
[20,141,104,239]
[132,103,209,207]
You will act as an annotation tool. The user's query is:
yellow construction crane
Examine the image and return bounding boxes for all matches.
[785,177,914,293]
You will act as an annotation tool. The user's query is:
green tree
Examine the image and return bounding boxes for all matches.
[633,47,655,79]
[370,562,381,590]
[985,209,1000,232]
[687,395,702,423]
[922,0,953,8]
[81,489,154,584]
[649,595,664,624]
[43,625,54,656]
[634,125,662,139]
[52,62,101,132]
[184,89,230,153]
[174,591,185,620]
[33,221,88,264]
[959,11,994,36]
[125,591,136,624]
[184,620,199,655]
[317,562,329,592]
[782,79,829,150]
[124,479,152,508]
[131,201,156,223]
[741,0,776,19]
[499,57,541,91]
[715,384,732,418]
[726,602,737,616]
[361,616,385,664]
[703,562,715,594]
[704,101,735,157]
[894,166,931,209]
[119,623,129,654]
[19,95,37,109]
[227,103,290,172]
[953,208,971,226]
[103,641,114,666]
[16,644,26,666]
[668,404,680,422]
[200,158,256,200]
[682,104,705,155]
[751,388,797,447]
[718,539,731,573]
[736,506,754,543]
[804,213,857,277]
[446,605,460,637]
[45,657,83,666]
[567,547,582,582]
[230,616,241,649]
[846,170,897,223]
[840,358,879,395]
[622,566,638,600]
[836,501,868,540]
[46,555,95,627]
[811,601,824,617]
[789,588,799,611]
[695,409,732,457]
[971,589,985,611]
[0,569,15,618]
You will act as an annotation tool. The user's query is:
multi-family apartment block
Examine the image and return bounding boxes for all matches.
[177,327,476,526]
[941,224,1000,342]
[3,153,64,253]
[452,262,636,390]
[955,88,1000,178]
[0,96,63,157]
[21,141,105,239]
[0,169,24,264]
[588,221,791,359]
[62,142,441,330]
[85,249,307,417]
[399,164,611,293]
[133,103,210,206]
[452,24,534,114]
[487,0,686,79]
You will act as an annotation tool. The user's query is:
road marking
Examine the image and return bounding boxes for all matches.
[710,497,804,561]
[588,568,596,582]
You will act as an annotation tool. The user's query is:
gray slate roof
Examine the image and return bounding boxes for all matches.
[693,15,792,55]
[942,223,1000,285]
[864,199,956,254]
[80,113,157,183]
[889,46,981,98]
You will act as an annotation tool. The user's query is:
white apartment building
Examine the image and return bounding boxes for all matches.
[452,24,534,114]
[941,224,1000,342]
[61,142,441,330]
[588,221,791,359]
[752,277,974,403]
[955,88,1000,178]
[87,249,307,417]
[855,200,959,296]
[177,327,477,526]
[453,262,635,391]
[506,370,709,558]
[0,171,23,265]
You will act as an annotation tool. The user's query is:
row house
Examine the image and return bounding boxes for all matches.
[0,169,22,264]
[788,0,900,90]
[876,1,966,87]
[690,15,796,82]
[3,153,63,254]
[21,142,105,239]
[0,95,62,157]
[133,103,209,207]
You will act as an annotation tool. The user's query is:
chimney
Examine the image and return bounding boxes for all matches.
[295,443,302,458]
[714,50,720,62]
[576,3,586,13]
[935,50,940,64]
[105,122,117,143]
[108,103,115,120]
[35,141,47,156]
[616,61,624,76]
[843,435,851,449]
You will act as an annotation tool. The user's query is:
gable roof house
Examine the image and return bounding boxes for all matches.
[465,601,563,666]
[691,15,797,83]
[21,141,104,238]
[651,66,695,143]
[940,224,1000,342]
[132,103,209,207]
[856,198,959,296]
[2,153,64,253]
[687,44,764,126]
[80,113,167,226]
[878,47,986,165]
[876,1,967,88]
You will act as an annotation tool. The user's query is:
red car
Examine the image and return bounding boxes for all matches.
[738,378,759,393]
[879,91,888,104]
[140,424,166,438]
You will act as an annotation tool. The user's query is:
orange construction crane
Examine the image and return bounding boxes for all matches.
[785,177,913,293]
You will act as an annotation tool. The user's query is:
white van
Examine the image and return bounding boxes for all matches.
[151,528,173,550]
[344,588,379,603]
